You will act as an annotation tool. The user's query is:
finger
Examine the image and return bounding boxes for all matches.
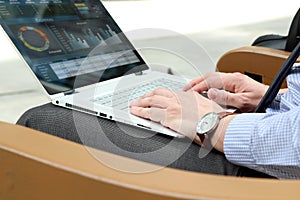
[130,106,166,123]
[190,73,226,92]
[141,88,174,99]
[188,72,243,93]
[130,106,151,119]
[130,95,170,108]
[208,72,246,92]
[207,88,242,108]
[184,72,225,92]
[190,81,212,92]
[183,77,204,91]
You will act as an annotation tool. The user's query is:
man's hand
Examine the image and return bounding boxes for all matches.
[130,88,225,147]
[183,72,269,112]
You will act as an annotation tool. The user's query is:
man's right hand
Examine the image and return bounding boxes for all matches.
[183,72,269,112]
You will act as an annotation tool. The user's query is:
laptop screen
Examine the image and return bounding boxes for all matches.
[0,0,148,95]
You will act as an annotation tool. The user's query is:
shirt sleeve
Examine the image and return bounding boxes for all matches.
[224,107,300,179]
[224,66,300,179]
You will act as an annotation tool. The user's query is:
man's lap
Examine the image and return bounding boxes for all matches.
[17,103,272,177]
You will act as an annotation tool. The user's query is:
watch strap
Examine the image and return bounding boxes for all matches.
[217,111,235,119]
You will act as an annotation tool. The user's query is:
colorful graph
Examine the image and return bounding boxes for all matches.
[18,26,50,52]
[61,24,122,51]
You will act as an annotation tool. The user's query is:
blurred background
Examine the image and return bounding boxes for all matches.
[0,0,298,123]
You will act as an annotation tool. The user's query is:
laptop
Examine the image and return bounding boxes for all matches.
[0,0,192,137]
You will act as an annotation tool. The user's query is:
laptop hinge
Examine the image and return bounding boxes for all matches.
[134,71,144,76]
[64,89,76,95]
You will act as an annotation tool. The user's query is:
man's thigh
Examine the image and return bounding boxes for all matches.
[17,103,270,177]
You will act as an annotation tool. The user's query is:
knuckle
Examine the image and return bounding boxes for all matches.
[146,97,153,104]
[233,72,244,80]
[206,72,215,77]
[135,107,142,113]
[167,106,181,115]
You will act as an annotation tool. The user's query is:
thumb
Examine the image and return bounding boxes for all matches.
[207,88,237,108]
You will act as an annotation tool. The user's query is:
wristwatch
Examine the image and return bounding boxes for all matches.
[196,111,232,135]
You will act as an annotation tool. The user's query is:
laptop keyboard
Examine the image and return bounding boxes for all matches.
[91,78,186,111]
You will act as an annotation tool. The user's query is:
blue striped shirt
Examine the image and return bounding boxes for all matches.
[224,64,300,179]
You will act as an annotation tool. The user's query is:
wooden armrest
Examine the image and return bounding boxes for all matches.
[1,122,300,200]
[217,46,300,88]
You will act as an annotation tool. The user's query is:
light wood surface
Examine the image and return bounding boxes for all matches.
[217,46,300,88]
[1,122,300,200]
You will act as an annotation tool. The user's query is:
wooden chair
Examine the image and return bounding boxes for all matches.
[217,46,300,88]
[1,122,300,200]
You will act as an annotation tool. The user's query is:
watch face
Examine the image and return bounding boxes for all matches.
[197,112,219,135]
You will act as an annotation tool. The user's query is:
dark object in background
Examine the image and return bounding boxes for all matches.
[252,8,300,52]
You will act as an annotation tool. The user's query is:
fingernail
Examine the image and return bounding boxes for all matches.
[183,84,191,91]
[130,106,138,110]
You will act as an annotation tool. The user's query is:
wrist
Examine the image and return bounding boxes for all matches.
[195,111,237,150]
[207,114,238,153]
[279,88,288,94]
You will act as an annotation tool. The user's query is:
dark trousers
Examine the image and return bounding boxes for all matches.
[17,103,273,178]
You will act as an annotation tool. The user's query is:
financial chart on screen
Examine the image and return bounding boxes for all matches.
[0,0,143,86]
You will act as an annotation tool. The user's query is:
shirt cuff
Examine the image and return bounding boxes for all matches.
[224,113,265,167]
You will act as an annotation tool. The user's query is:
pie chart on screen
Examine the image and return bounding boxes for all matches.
[18,26,50,52]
